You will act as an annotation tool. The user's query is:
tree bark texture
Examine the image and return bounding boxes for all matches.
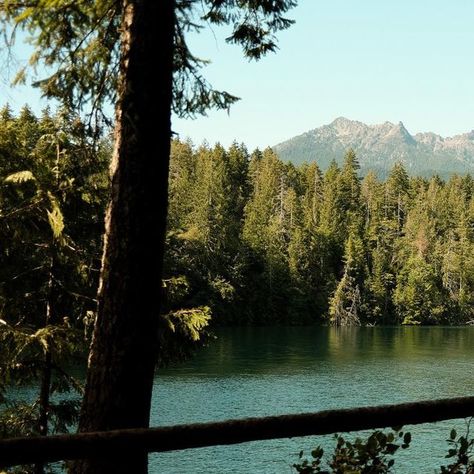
[72,1,175,472]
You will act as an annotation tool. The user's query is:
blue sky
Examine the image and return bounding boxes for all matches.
[2,0,474,150]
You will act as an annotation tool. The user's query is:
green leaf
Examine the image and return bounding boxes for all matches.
[311,447,324,459]
[4,170,36,184]
[47,196,65,239]
[459,436,468,451]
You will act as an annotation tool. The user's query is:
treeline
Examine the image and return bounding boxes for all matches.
[167,139,474,325]
[0,106,473,328]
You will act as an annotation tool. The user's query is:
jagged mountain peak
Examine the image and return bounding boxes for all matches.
[394,121,407,133]
[330,116,363,127]
[330,116,351,125]
[328,116,368,133]
[383,121,415,144]
[273,118,474,178]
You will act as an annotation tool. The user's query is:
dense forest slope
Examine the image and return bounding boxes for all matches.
[273,117,474,178]
[0,107,472,327]
[168,140,474,326]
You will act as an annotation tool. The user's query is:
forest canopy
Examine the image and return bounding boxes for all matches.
[0,107,472,331]
[167,139,474,326]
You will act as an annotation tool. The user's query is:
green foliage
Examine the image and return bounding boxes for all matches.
[167,140,474,325]
[166,138,474,326]
[0,110,213,474]
[329,219,368,326]
[294,425,474,474]
[4,171,36,184]
[0,106,108,331]
[293,429,411,473]
[0,107,108,474]
[394,256,449,325]
[1,1,296,121]
[440,424,474,474]
[0,320,82,382]
[158,276,213,367]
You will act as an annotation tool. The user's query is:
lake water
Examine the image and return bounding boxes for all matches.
[150,326,474,473]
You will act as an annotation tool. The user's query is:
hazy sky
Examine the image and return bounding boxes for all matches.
[2,0,474,150]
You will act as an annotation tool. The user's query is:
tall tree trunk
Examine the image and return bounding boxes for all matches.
[71,1,175,473]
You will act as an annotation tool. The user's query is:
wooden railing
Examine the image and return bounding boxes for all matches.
[1,396,473,468]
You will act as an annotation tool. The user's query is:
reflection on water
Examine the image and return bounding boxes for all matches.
[151,326,474,473]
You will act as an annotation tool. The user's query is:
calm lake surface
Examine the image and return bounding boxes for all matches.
[150,326,474,473]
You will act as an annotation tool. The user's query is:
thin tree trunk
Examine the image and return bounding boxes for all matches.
[71,1,175,473]
[35,252,57,474]
[37,350,51,439]
[36,137,64,474]
[35,351,51,474]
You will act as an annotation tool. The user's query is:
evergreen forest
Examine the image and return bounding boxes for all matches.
[0,107,474,334]
[1,106,474,343]
[164,136,474,326]
[0,106,474,469]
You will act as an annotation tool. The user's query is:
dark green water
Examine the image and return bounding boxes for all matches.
[150,326,474,473]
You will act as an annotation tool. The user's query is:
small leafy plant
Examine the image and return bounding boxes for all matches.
[294,423,474,474]
[293,429,411,473]
[440,424,474,474]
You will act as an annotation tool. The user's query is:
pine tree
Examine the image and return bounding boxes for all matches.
[243,148,290,319]
[319,160,344,243]
[168,139,196,230]
[394,256,448,325]
[441,212,474,321]
[329,219,367,326]
[301,162,324,229]
[339,148,361,215]
[243,148,282,252]
[361,171,396,323]
[385,162,410,233]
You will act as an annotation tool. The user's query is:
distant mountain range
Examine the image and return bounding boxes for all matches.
[273,117,474,177]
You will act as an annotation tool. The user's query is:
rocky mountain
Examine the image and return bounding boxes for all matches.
[273,117,474,177]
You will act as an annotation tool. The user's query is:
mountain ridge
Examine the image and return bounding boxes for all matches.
[273,117,474,177]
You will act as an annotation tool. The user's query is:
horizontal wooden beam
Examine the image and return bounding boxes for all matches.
[1,396,473,467]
